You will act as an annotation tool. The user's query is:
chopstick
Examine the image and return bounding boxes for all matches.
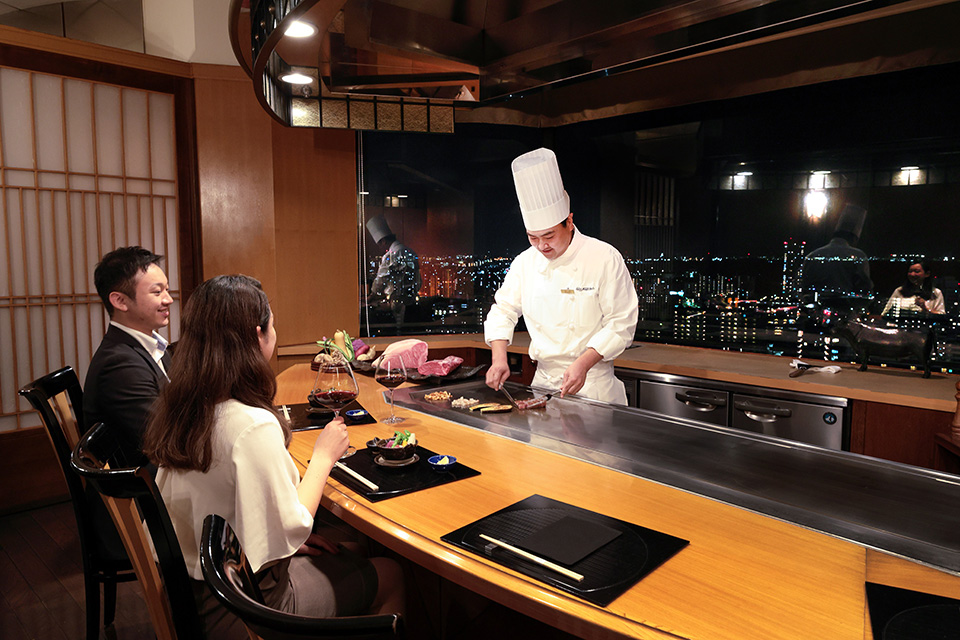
[478,534,584,582]
[289,452,378,492]
[334,461,379,492]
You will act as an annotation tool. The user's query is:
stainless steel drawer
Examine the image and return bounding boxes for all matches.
[639,380,728,426]
[732,394,844,450]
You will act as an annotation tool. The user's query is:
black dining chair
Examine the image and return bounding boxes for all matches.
[18,366,136,640]
[200,513,405,640]
[71,421,203,640]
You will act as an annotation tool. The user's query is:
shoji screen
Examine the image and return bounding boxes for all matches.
[0,67,181,431]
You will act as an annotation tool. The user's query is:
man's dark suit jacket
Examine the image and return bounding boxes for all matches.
[83,324,171,466]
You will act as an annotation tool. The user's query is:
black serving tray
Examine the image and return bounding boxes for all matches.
[350,360,487,385]
[282,402,376,431]
[442,494,688,607]
[330,445,479,502]
[866,582,960,640]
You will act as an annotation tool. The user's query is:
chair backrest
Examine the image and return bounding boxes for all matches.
[71,422,202,640]
[200,514,405,640]
[18,366,93,531]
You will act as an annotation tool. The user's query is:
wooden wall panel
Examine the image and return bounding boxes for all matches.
[271,124,358,346]
[192,66,277,300]
[0,427,67,515]
[859,400,953,469]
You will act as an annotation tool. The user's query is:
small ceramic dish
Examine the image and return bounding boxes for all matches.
[427,454,457,472]
[380,441,418,461]
[366,438,385,455]
[344,408,368,419]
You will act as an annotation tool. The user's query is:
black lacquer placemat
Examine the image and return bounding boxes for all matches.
[866,582,960,640]
[283,402,376,431]
[441,494,688,607]
[329,446,480,502]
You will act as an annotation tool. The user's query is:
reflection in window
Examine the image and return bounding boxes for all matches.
[356,88,960,373]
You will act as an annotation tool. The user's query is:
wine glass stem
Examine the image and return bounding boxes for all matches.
[389,389,396,418]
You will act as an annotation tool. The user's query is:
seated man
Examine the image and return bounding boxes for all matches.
[84,246,174,466]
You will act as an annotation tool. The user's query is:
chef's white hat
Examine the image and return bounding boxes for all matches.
[512,148,570,231]
[366,216,392,243]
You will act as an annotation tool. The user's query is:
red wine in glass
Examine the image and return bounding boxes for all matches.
[376,374,405,389]
[375,358,407,424]
[311,389,358,412]
[310,362,361,458]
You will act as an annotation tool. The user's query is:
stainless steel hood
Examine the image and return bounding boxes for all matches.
[231,0,960,128]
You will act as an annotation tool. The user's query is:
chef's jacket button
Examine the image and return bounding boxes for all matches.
[568,324,575,330]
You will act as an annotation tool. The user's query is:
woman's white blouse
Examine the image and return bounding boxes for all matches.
[156,399,313,579]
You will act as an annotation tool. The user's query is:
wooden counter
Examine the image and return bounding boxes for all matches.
[277,364,960,640]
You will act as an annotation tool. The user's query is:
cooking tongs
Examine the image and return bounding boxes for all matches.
[499,384,520,409]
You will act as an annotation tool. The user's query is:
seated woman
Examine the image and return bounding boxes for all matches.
[882,259,945,316]
[143,275,403,639]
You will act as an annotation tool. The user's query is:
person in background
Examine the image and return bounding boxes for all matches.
[484,148,639,404]
[367,215,421,331]
[802,203,873,310]
[882,259,945,315]
[84,246,174,466]
[142,275,404,639]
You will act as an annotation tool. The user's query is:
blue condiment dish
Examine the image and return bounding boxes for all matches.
[427,454,457,472]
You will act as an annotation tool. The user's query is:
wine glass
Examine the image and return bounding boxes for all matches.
[310,362,360,458]
[375,358,407,424]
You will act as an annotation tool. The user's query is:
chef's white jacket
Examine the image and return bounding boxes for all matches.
[484,227,638,404]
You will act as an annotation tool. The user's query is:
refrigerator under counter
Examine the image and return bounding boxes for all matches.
[732,393,847,451]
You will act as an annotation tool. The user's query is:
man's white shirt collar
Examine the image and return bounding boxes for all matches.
[110,321,169,378]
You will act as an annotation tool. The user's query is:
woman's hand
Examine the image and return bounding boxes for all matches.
[312,418,349,467]
[296,532,340,557]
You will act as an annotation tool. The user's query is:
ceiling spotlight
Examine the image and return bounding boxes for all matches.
[281,73,312,85]
[812,170,831,175]
[284,21,317,38]
[900,166,919,171]
[736,171,753,176]
[804,190,828,220]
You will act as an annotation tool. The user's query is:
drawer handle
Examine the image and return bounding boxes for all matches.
[734,399,792,422]
[675,390,726,412]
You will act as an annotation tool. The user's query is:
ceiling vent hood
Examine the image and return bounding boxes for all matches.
[229,0,960,131]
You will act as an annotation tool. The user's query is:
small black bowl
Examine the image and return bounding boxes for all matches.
[379,442,418,461]
[366,438,386,455]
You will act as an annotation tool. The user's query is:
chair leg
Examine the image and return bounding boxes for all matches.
[103,575,118,627]
[84,572,101,640]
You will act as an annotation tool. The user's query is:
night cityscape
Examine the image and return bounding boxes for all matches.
[364,244,960,373]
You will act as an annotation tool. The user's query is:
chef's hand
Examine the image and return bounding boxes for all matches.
[486,339,511,390]
[296,532,340,557]
[561,349,603,397]
[486,362,510,390]
[560,361,589,397]
[311,418,349,467]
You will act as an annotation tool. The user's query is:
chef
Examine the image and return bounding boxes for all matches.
[367,215,421,329]
[484,148,639,404]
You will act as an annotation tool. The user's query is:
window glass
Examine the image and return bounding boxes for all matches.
[358,64,960,374]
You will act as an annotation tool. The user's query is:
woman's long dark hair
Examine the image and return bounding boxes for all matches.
[143,275,288,471]
[900,259,935,299]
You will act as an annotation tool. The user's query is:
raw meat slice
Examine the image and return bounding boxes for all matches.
[379,339,429,370]
[418,355,463,377]
[515,396,549,410]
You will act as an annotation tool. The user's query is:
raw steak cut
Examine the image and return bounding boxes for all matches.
[418,355,463,377]
[515,396,548,410]
[379,339,429,370]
